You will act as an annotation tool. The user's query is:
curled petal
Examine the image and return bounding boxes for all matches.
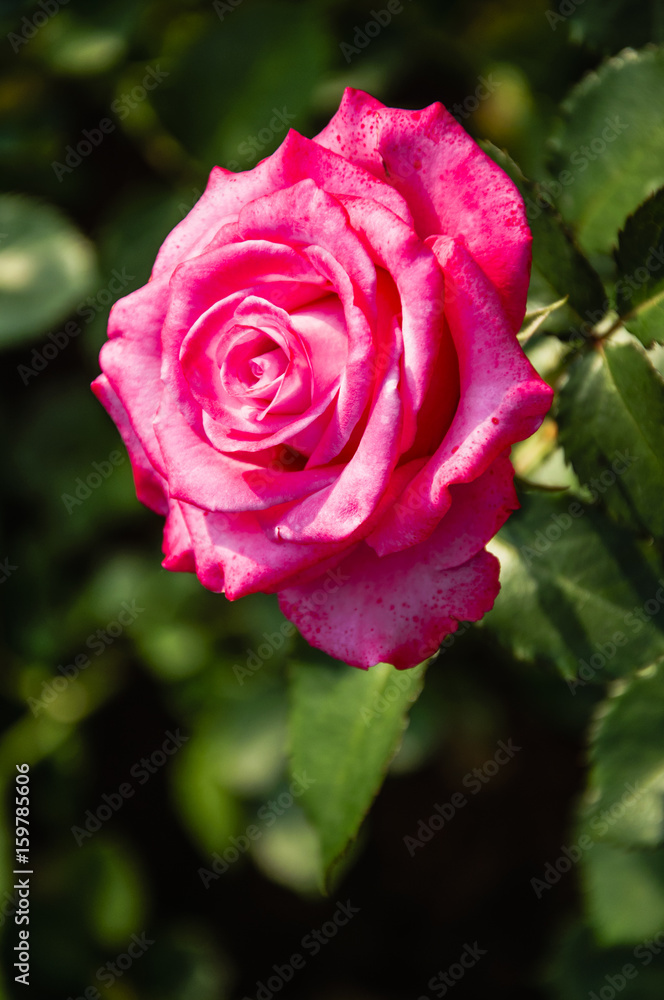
[316,87,531,332]
[368,235,552,555]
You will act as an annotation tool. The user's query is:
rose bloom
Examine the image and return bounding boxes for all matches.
[93,88,552,670]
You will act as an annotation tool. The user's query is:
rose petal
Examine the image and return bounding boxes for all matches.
[368,451,517,567]
[162,500,196,573]
[272,319,404,543]
[178,503,351,598]
[367,235,552,555]
[314,88,388,175]
[154,386,344,512]
[316,87,531,332]
[152,124,414,277]
[91,373,168,516]
[97,278,172,481]
[279,539,500,670]
[338,193,455,455]
[161,240,330,427]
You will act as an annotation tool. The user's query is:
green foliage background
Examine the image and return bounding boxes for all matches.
[1,0,664,997]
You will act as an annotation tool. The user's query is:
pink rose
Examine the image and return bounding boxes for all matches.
[92,88,552,670]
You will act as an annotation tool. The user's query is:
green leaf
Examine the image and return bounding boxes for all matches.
[580,660,664,849]
[581,840,664,946]
[288,658,426,889]
[615,187,664,345]
[557,332,664,538]
[548,46,664,257]
[482,141,607,321]
[0,194,97,348]
[544,919,664,1000]
[484,493,664,683]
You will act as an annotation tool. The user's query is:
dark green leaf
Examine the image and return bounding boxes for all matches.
[615,186,664,345]
[548,46,664,256]
[289,659,426,889]
[484,493,664,682]
[558,332,664,538]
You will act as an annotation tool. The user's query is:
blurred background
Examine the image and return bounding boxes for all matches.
[1,0,663,997]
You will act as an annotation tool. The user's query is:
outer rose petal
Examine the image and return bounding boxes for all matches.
[162,501,196,573]
[314,88,387,174]
[99,278,171,480]
[152,124,413,282]
[178,504,352,598]
[91,373,168,516]
[368,452,518,568]
[315,88,531,332]
[278,539,500,671]
[367,235,552,555]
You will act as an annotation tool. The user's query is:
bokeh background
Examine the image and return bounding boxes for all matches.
[1,0,663,997]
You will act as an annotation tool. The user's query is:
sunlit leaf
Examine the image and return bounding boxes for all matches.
[582,840,664,946]
[558,332,664,538]
[580,660,664,849]
[548,46,664,256]
[289,659,426,889]
[484,494,664,683]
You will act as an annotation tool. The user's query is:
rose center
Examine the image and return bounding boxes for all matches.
[220,328,289,403]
